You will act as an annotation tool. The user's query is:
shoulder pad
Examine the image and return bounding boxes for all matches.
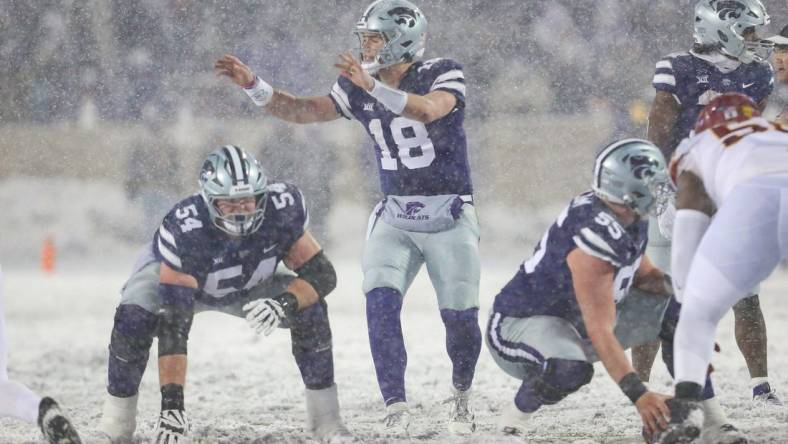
[266,182,308,230]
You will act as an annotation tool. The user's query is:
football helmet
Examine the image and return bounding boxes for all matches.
[693,0,773,63]
[694,92,760,133]
[199,145,268,236]
[592,139,669,217]
[354,0,427,74]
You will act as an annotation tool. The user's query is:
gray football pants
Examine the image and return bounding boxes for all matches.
[486,289,671,380]
[361,204,480,309]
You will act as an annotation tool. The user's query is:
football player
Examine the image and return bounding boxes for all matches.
[659,94,788,442]
[97,146,353,443]
[0,266,82,443]
[487,139,744,442]
[215,0,480,435]
[636,0,779,405]
[765,24,788,124]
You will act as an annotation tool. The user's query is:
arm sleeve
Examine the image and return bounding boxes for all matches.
[157,283,195,356]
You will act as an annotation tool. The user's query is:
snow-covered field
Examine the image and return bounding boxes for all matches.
[2,260,788,443]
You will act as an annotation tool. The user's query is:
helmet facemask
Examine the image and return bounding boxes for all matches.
[198,145,269,237]
[203,191,268,236]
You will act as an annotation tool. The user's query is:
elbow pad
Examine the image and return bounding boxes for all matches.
[157,284,195,356]
[670,209,711,302]
[295,250,337,299]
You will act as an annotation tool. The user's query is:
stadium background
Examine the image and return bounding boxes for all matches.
[0,0,786,265]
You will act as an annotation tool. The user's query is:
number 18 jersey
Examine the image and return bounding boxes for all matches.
[493,191,648,337]
[328,58,473,196]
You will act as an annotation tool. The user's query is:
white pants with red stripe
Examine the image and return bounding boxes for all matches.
[675,174,788,386]
[0,266,41,423]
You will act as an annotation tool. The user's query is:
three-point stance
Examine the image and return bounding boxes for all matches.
[487,139,744,443]
[638,0,779,404]
[216,0,480,435]
[660,94,788,442]
[98,146,352,443]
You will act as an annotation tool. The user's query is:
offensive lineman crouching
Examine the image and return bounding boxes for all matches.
[98,146,353,443]
[486,139,744,442]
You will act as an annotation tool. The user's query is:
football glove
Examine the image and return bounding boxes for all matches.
[243,293,298,336]
[154,409,190,444]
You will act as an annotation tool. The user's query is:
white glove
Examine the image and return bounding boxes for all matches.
[243,298,286,336]
[154,409,190,444]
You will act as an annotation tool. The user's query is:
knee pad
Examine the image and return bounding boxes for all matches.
[108,305,157,397]
[290,300,332,351]
[110,305,157,362]
[534,358,594,405]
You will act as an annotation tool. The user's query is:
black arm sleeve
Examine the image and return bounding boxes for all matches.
[157,283,195,357]
[294,250,337,299]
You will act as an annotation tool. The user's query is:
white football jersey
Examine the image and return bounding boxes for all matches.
[670,117,788,206]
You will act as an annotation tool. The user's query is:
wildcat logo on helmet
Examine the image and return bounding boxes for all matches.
[389,7,417,27]
[200,160,216,183]
[715,1,746,20]
[626,155,661,179]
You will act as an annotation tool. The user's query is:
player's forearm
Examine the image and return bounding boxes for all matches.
[286,278,320,309]
[265,91,330,124]
[159,355,187,386]
[587,328,636,383]
[401,94,442,123]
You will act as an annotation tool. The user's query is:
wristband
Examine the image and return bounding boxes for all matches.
[273,292,299,318]
[368,79,408,115]
[244,76,274,107]
[619,372,648,404]
[161,383,184,410]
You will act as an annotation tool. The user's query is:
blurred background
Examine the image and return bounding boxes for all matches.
[0,0,786,269]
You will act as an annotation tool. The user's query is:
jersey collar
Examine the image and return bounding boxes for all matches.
[690,49,742,74]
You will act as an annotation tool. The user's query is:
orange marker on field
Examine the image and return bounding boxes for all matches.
[41,236,56,274]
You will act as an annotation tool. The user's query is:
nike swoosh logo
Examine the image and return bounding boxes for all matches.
[743,82,755,88]
[263,244,277,254]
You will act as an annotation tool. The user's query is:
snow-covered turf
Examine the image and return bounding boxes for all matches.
[2,261,788,443]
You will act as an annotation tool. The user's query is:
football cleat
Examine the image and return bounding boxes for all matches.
[498,402,532,437]
[305,385,357,444]
[38,397,83,444]
[446,387,476,435]
[656,398,704,443]
[752,382,783,406]
[383,402,411,437]
[98,393,138,443]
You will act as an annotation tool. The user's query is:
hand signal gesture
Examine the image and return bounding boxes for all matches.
[334,52,374,91]
[215,54,255,88]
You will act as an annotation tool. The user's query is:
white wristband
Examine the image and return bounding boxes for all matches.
[368,79,408,115]
[244,77,274,107]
